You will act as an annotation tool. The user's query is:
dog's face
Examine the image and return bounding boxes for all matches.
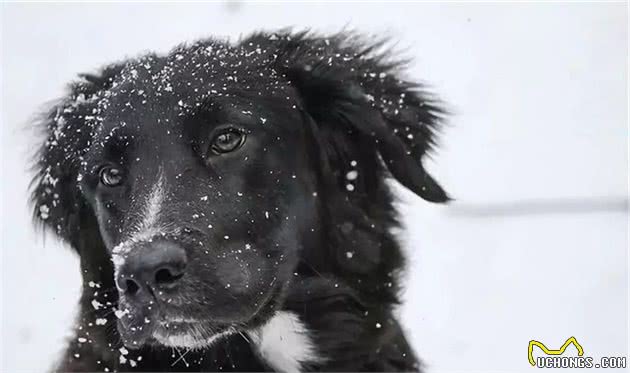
[32,34,448,352]
[76,52,321,347]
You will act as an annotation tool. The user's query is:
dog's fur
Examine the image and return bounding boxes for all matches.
[31,30,449,372]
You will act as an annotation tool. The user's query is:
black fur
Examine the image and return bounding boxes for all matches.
[30,30,449,372]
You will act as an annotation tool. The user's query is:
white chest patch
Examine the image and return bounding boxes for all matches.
[248,311,320,372]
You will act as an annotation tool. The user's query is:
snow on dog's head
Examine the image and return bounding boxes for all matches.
[31,31,448,350]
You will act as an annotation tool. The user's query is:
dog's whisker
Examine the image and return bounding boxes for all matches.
[238,330,251,345]
[171,346,191,367]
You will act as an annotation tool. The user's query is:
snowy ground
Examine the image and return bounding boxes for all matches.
[1,2,628,372]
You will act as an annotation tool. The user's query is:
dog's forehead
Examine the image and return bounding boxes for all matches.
[108,42,288,108]
[93,42,295,136]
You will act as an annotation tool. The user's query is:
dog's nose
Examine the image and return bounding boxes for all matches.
[116,240,187,296]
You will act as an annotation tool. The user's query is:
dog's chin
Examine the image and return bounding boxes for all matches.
[150,322,237,349]
[117,319,237,349]
[119,301,281,349]
[118,278,286,349]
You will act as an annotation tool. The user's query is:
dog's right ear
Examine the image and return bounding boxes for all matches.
[261,32,450,203]
[30,64,124,245]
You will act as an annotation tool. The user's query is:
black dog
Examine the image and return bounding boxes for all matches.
[31,30,448,372]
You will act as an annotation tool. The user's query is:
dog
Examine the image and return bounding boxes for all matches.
[31,30,449,372]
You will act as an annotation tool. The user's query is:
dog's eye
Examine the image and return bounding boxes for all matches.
[99,165,124,187]
[210,129,246,154]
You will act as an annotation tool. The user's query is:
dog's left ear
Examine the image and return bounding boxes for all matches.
[30,63,125,244]
[276,34,449,203]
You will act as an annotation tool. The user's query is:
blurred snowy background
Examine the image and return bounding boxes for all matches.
[1,2,627,372]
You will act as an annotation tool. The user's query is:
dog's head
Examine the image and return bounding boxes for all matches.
[31,32,448,349]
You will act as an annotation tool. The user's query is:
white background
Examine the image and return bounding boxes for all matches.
[1,2,628,372]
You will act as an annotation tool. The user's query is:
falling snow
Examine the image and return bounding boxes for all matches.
[39,204,50,220]
[346,170,358,181]
[91,300,102,310]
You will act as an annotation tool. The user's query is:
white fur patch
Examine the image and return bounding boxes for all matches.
[248,311,320,372]
[138,172,165,233]
[112,172,170,270]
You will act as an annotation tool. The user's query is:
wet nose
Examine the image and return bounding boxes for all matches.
[116,240,187,296]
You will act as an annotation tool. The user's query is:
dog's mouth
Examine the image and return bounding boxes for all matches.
[118,313,237,349]
[117,280,283,349]
[150,320,236,349]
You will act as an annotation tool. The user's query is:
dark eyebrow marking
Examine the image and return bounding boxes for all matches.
[84,124,135,168]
